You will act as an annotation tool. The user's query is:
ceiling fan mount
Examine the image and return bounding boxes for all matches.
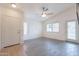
[42,7,48,11]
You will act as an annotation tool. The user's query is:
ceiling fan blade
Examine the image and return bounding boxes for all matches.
[46,12,53,15]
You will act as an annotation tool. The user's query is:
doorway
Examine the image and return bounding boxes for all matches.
[66,20,78,43]
[2,16,21,48]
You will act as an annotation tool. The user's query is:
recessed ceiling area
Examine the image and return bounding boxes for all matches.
[23,3,75,21]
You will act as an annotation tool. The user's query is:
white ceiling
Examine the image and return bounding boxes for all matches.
[23,3,74,13]
[23,3,75,21]
[0,3,75,21]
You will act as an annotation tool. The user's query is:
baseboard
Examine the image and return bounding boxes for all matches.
[24,36,41,40]
[42,36,65,42]
[66,40,79,44]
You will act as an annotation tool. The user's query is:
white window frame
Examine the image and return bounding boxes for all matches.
[52,23,59,32]
[46,24,53,32]
[24,22,27,35]
[46,22,59,33]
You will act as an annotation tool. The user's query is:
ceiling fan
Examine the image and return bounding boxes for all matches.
[41,7,53,17]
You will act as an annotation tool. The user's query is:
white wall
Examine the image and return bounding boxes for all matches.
[24,20,42,40]
[42,5,78,41]
[0,7,2,49]
[23,9,42,40]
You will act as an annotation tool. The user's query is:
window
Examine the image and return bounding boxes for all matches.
[47,24,52,32]
[67,21,76,40]
[52,23,59,32]
[46,23,59,32]
[24,22,27,34]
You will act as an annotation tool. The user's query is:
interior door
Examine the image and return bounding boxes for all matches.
[2,15,21,47]
[66,20,78,43]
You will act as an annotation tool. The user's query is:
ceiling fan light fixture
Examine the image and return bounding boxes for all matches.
[42,14,46,17]
[11,3,16,8]
[42,13,46,17]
